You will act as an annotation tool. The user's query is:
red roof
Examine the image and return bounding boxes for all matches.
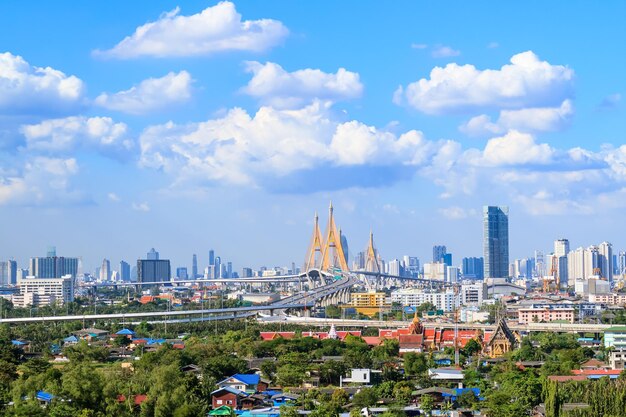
[362,336,383,346]
[572,369,622,376]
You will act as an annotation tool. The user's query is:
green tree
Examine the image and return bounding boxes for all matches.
[420,394,434,416]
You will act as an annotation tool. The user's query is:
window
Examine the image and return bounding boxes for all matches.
[217,400,222,404]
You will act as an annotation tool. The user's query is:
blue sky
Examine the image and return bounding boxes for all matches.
[1,1,624,273]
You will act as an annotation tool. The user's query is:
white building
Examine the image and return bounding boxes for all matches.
[460,282,487,306]
[446,266,459,283]
[390,288,459,312]
[13,274,74,307]
[423,262,446,281]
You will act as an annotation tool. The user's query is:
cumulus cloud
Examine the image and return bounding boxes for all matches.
[20,116,133,159]
[479,131,554,166]
[431,45,460,58]
[394,51,574,114]
[0,157,85,206]
[242,61,363,108]
[108,192,120,202]
[460,99,574,136]
[139,101,438,189]
[438,206,477,219]
[0,52,85,116]
[95,2,288,59]
[95,71,193,114]
[598,93,621,110]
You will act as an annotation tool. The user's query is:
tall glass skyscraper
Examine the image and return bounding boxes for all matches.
[483,206,509,279]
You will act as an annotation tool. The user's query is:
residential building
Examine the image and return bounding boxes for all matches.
[423,262,446,281]
[483,206,509,279]
[598,242,613,282]
[446,266,459,283]
[217,374,268,394]
[518,307,575,324]
[340,368,382,386]
[100,259,111,281]
[349,292,390,316]
[390,288,459,312]
[604,327,626,349]
[176,267,188,280]
[29,255,79,279]
[609,350,626,370]
[460,282,487,306]
[588,293,626,306]
[462,257,484,280]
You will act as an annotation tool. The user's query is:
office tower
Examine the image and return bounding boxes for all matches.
[353,251,366,270]
[137,259,171,283]
[131,266,137,282]
[483,206,509,279]
[100,259,111,281]
[147,248,159,260]
[619,251,626,276]
[612,254,619,275]
[242,267,253,278]
[433,245,447,263]
[340,230,349,265]
[534,250,545,277]
[214,256,221,278]
[291,262,296,275]
[442,253,452,267]
[176,267,188,280]
[403,256,420,277]
[7,260,17,285]
[227,262,232,278]
[47,246,56,258]
[462,257,484,279]
[0,262,8,286]
[192,254,198,278]
[119,260,131,282]
[598,242,613,282]
[208,250,215,266]
[220,264,227,279]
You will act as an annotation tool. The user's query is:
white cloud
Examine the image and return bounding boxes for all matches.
[487,42,499,49]
[139,101,439,189]
[95,71,193,114]
[242,61,363,108]
[479,131,554,166]
[95,2,288,59]
[108,192,120,202]
[132,202,150,212]
[21,116,133,158]
[0,52,85,115]
[411,43,428,49]
[0,157,84,206]
[460,99,574,136]
[394,51,574,114]
[431,45,460,58]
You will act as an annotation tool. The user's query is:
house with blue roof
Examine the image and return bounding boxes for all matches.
[116,328,136,337]
[217,374,269,394]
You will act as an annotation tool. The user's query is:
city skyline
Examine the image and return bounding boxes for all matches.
[0,1,625,270]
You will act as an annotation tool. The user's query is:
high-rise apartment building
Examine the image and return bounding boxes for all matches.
[619,251,626,276]
[554,239,570,288]
[214,256,221,278]
[462,257,484,280]
[598,242,613,282]
[433,245,447,263]
[29,255,78,279]
[227,262,233,278]
[176,267,188,280]
[483,206,509,279]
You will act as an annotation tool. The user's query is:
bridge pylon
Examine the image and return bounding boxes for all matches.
[320,202,349,272]
[304,212,324,271]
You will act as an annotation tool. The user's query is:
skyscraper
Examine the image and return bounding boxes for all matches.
[208,250,215,266]
[176,267,188,280]
[147,248,159,260]
[47,246,56,257]
[119,260,131,282]
[619,251,626,276]
[137,259,171,283]
[29,255,78,278]
[227,262,232,278]
[340,230,349,265]
[192,254,198,278]
[554,239,570,288]
[433,245,447,263]
[214,256,221,278]
[598,242,613,282]
[100,259,111,281]
[462,257,484,279]
[483,206,509,279]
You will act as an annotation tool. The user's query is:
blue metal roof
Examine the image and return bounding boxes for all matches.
[211,386,247,396]
[11,340,27,345]
[36,391,54,402]
[232,374,260,386]
[116,328,135,335]
[63,335,78,343]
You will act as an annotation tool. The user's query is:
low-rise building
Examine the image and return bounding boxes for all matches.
[349,291,390,316]
[589,293,626,306]
[340,368,382,386]
[609,349,626,370]
[604,326,626,349]
[390,288,459,312]
[518,307,575,324]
